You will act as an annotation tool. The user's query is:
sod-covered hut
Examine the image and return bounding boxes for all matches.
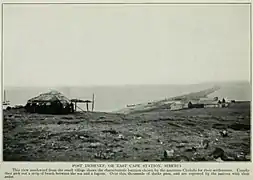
[25,90,74,114]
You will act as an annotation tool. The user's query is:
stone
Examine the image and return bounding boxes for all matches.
[185,147,197,152]
[79,136,85,139]
[176,143,185,148]
[202,139,209,149]
[210,147,225,159]
[220,130,228,137]
[118,134,125,139]
[164,149,174,159]
[245,154,251,161]
[89,142,102,148]
[215,157,224,162]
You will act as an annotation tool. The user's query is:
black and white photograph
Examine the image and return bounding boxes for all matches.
[2,3,251,162]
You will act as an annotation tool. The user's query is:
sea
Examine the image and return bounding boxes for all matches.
[3,81,251,112]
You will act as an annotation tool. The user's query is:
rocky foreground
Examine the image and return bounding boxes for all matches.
[3,101,251,161]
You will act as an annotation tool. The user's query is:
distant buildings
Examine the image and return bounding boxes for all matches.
[169,96,229,111]
[170,102,185,111]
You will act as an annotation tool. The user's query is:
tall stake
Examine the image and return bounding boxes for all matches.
[4,90,6,102]
[86,102,89,112]
[92,93,95,112]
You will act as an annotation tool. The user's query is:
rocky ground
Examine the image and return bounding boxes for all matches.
[3,101,251,162]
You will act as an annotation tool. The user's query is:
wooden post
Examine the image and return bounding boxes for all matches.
[86,102,89,112]
[4,90,6,102]
[92,93,95,112]
[75,102,77,111]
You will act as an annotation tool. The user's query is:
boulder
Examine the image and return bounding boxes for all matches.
[210,147,225,159]
[164,149,175,160]
[220,130,228,137]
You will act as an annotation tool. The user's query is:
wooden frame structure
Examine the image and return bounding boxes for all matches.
[71,94,95,112]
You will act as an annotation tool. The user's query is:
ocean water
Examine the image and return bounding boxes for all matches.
[3,82,251,112]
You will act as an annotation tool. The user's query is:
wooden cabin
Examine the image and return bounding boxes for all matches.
[170,102,185,111]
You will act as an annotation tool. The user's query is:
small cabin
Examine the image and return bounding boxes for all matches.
[170,102,184,111]
[186,100,205,109]
[204,104,219,108]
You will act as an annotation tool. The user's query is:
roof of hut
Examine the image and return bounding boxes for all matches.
[27,90,71,105]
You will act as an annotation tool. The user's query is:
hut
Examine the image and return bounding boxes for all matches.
[170,102,185,111]
[25,90,74,114]
[204,103,219,108]
[187,100,204,108]
[199,99,219,108]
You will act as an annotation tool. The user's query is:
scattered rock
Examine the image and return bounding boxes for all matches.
[59,135,72,142]
[102,129,118,135]
[185,147,197,152]
[98,116,106,119]
[105,148,111,153]
[215,157,224,162]
[201,139,209,149]
[94,151,105,159]
[178,156,189,162]
[238,115,244,119]
[225,156,235,161]
[112,148,123,153]
[118,134,125,139]
[89,142,102,148]
[176,143,185,148]
[157,139,163,144]
[235,153,246,161]
[134,135,142,140]
[164,149,174,159]
[245,154,251,161]
[220,130,228,137]
[53,145,68,150]
[210,148,225,159]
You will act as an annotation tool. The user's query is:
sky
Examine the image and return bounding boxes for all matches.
[3,4,250,87]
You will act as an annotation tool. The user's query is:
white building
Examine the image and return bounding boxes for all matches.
[170,102,185,111]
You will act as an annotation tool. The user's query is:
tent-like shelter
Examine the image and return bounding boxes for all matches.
[25,90,74,114]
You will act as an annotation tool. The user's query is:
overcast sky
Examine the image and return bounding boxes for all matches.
[3,4,250,87]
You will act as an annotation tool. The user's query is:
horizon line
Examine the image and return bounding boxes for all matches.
[3,80,251,88]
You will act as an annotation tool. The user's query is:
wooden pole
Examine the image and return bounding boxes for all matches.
[92,93,95,112]
[75,102,77,111]
[86,102,89,112]
[4,90,6,102]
